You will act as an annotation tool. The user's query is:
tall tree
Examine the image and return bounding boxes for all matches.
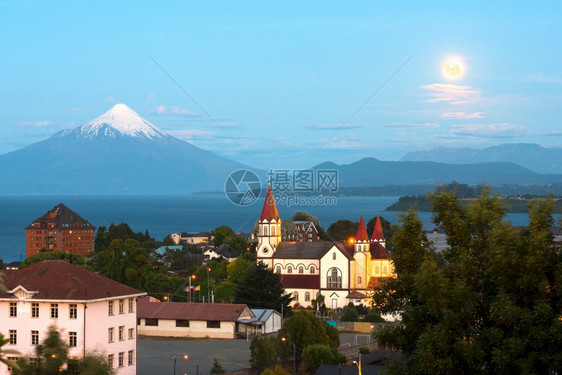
[373,191,562,374]
[326,220,357,241]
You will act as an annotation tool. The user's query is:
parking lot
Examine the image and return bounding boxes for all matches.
[137,333,369,375]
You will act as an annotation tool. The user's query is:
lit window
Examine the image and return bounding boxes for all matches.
[9,302,17,317]
[69,332,77,347]
[51,304,58,318]
[383,266,388,274]
[69,304,77,319]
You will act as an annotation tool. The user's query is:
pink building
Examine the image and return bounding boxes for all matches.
[0,260,145,375]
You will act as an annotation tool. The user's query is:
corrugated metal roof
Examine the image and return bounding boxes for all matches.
[0,260,144,300]
[137,301,252,321]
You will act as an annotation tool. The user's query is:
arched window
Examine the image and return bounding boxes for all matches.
[287,266,293,274]
[310,266,315,274]
[383,266,388,274]
[263,226,268,236]
[332,252,336,260]
[326,268,342,289]
[293,291,299,301]
[358,276,362,284]
[299,266,304,274]
[275,266,281,274]
[272,226,275,235]
[305,292,310,301]
[375,266,380,274]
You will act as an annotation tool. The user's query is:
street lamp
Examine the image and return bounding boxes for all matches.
[281,337,297,375]
[206,267,211,303]
[353,353,362,375]
[189,275,196,303]
[172,355,188,375]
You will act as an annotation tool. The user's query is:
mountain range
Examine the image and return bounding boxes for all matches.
[401,144,562,174]
[0,104,561,195]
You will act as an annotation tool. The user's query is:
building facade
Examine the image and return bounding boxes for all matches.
[0,260,145,375]
[256,185,395,309]
[25,203,95,258]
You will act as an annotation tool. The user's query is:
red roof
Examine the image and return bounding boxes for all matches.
[0,260,144,301]
[370,242,389,259]
[355,214,369,243]
[260,184,280,222]
[280,274,320,289]
[371,215,385,242]
[137,301,250,321]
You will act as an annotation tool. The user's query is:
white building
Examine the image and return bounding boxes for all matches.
[0,260,145,375]
[256,185,396,309]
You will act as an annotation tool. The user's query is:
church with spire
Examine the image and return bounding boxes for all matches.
[256,185,395,309]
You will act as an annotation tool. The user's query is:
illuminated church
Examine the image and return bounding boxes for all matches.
[256,185,395,309]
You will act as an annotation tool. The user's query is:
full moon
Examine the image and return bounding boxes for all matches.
[442,59,464,80]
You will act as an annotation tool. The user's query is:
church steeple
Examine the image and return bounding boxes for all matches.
[371,214,385,243]
[260,184,280,222]
[355,214,369,243]
[256,184,282,267]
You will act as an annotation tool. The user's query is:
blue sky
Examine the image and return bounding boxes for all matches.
[1,1,561,169]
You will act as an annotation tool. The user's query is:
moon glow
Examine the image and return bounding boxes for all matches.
[442,59,464,80]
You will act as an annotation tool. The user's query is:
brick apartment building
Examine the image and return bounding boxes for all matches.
[25,203,96,258]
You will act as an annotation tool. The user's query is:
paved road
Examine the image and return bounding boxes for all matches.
[137,333,371,375]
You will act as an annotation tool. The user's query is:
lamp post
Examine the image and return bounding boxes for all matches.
[189,275,196,303]
[353,353,362,375]
[206,267,211,303]
[172,355,188,375]
[281,337,297,375]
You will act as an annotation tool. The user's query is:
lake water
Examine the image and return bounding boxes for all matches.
[0,195,554,263]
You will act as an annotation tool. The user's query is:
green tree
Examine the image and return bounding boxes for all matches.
[260,364,289,375]
[19,251,90,270]
[301,344,344,375]
[340,302,359,322]
[374,191,562,374]
[211,226,236,247]
[250,336,279,372]
[233,262,292,313]
[326,220,357,241]
[0,333,20,372]
[0,258,5,269]
[14,326,113,375]
[209,358,226,374]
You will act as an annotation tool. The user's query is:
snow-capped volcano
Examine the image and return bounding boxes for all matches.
[77,103,165,140]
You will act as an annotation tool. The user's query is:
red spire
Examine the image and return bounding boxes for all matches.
[260,184,280,222]
[371,214,385,242]
[355,214,369,243]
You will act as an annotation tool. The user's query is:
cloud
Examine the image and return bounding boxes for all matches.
[306,123,364,131]
[152,105,199,117]
[146,92,156,103]
[383,122,440,129]
[17,121,53,127]
[449,123,528,138]
[421,83,482,105]
[441,112,484,119]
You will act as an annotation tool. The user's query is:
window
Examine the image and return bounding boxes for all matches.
[287,266,293,274]
[310,266,315,274]
[327,268,342,289]
[293,291,299,301]
[128,350,134,366]
[32,330,39,345]
[176,319,190,327]
[358,276,362,284]
[108,327,114,343]
[118,326,124,341]
[69,332,77,347]
[333,252,336,260]
[207,321,220,329]
[305,292,310,301]
[128,298,134,313]
[275,266,281,274]
[118,352,124,367]
[375,266,380,274]
[9,330,16,344]
[108,300,114,316]
[9,302,17,317]
[51,304,58,318]
[69,304,77,319]
[108,354,114,368]
[128,328,134,339]
[299,266,304,274]
[32,303,39,318]
[119,299,124,314]
[7,357,18,371]
[145,318,158,326]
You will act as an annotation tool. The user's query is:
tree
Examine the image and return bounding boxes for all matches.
[0,258,5,269]
[260,364,289,375]
[209,358,226,374]
[211,226,236,247]
[340,302,359,322]
[373,190,562,374]
[13,326,113,375]
[233,262,292,313]
[19,251,90,270]
[326,220,357,241]
[301,344,345,375]
[0,333,20,372]
[250,336,279,372]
